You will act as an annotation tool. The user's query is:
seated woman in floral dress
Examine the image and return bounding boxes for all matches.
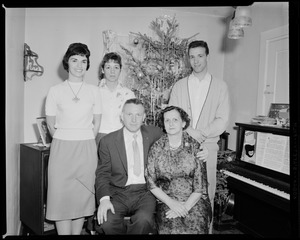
[145,106,212,234]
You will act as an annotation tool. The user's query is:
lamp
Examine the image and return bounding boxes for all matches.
[227,19,244,39]
[232,6,252,28]
[227,6,252,39]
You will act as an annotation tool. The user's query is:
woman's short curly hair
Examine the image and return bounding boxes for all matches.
[62,43,90,72]
[157,105,190,133]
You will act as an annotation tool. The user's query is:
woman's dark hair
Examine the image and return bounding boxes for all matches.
[62,43,90,72]
[188,40,209,56]
[101,52,122,69]
[157,105,190,133]
[99,52,122,80]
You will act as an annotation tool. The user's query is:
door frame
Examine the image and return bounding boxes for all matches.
[256,25,289,115]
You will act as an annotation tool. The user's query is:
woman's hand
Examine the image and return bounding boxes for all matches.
[166,199,188,218]
[165,209,180,219]
[196,145,208,162]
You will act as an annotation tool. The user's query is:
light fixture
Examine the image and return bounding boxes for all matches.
[227,6,252,39]
[23,43,44,81]
[227,19,244,39]
[232,6,252,28]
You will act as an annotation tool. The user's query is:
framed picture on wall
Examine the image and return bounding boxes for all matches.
[268,103,289,119]
[36,117,52,147]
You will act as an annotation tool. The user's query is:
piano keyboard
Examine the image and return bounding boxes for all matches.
[221,169,290,200]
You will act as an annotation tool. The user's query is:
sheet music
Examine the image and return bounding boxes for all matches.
[255,132,289,175]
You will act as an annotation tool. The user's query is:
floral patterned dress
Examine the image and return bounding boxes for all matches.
[145,131,212,234]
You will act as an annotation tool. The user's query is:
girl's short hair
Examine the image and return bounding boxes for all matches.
[157,105,190,133]
[62,43,90,72]
[100,52,122,70]
[99,52,122,80]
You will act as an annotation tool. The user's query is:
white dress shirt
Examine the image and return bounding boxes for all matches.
[123,128,145,186]
[188,72,211,129]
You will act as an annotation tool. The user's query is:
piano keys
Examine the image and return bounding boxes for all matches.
[221,169,290,200]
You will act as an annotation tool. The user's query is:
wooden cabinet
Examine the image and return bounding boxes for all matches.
[20,143,56,235]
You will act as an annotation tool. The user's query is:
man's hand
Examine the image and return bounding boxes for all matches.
[196,145,208,162]
[97,199,115,225]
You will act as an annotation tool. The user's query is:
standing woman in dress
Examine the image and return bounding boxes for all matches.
[45,43,102,235]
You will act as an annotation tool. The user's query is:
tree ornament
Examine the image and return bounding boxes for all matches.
[137,71,144,78]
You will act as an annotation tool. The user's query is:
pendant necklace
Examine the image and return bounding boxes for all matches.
[67,80,83,103]
[169,139,182,150]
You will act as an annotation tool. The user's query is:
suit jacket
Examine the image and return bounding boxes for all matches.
[95,125,163,203]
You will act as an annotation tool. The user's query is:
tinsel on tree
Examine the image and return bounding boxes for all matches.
[121,15,198,125]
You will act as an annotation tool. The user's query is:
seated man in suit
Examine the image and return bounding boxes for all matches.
[95,98,208,234]
[95,98,162,234]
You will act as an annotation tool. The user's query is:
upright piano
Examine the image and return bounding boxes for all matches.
[222,122,290,237]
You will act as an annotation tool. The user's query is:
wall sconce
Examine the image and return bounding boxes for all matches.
[228,19,245,39]
[233,6,252,28]
[227,6,252,39]
[24,43,44,81]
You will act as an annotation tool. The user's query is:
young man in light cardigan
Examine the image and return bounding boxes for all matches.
[168,40,230,233]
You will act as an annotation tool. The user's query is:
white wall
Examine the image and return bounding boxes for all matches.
[5,8,26,236]
[223,2,288,150]
[23,7,227,143]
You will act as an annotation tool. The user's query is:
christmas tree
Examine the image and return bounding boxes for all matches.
[121,15,198,125]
